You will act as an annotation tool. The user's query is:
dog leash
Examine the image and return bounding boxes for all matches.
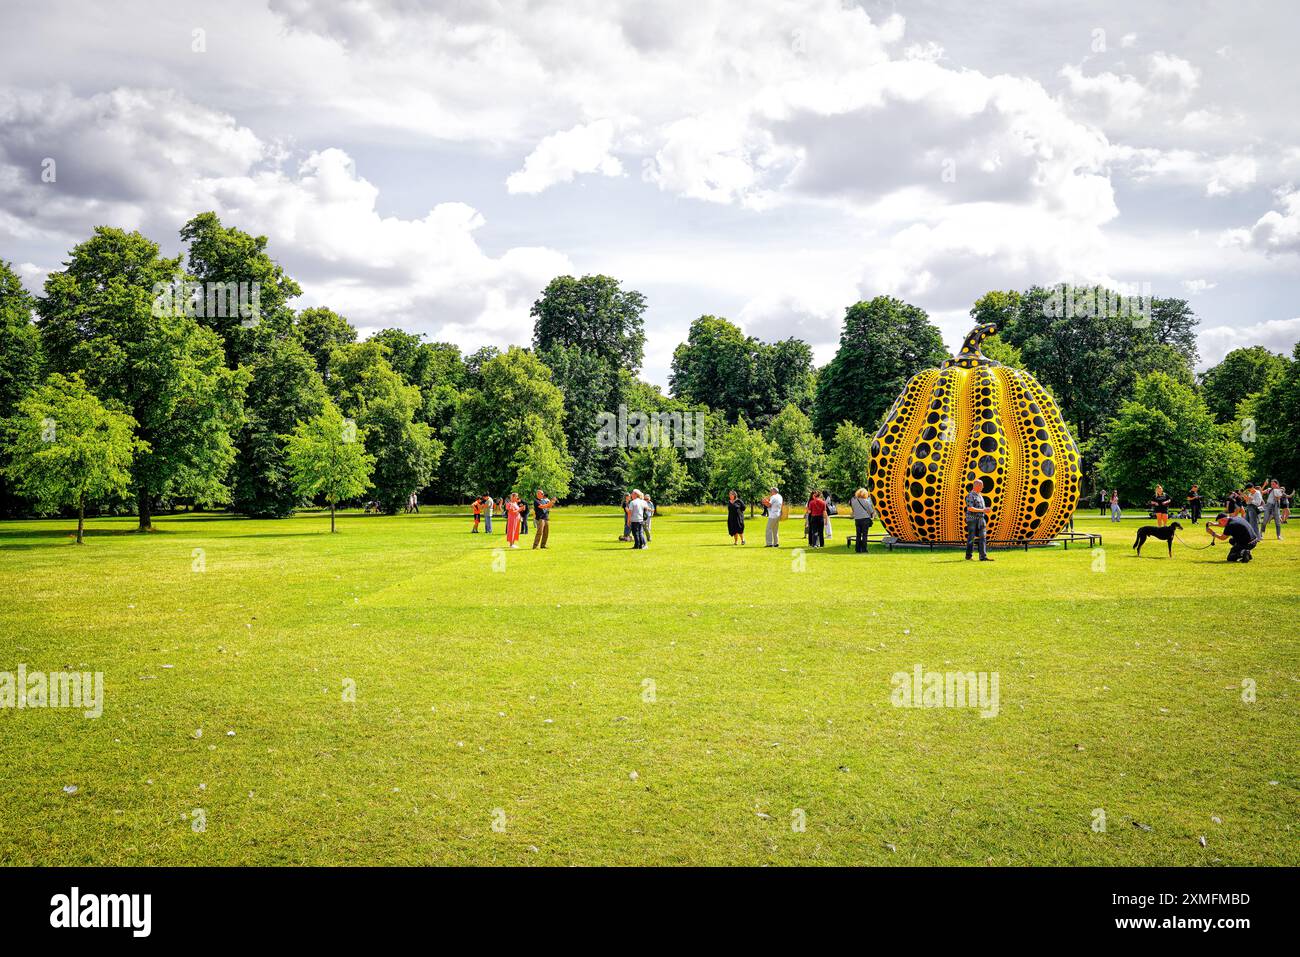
[1175,533,1217,550]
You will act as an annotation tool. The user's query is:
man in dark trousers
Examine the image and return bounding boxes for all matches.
[1207,512,1259,563]
[965,478,993,561]
[1187,484,1202,524]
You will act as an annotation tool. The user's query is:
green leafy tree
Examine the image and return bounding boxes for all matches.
[712,418,783,513]
[0,261,43,516]
[2,373,141,542]
[232,333,328,517]
[531,274,646,502]
[285,401,376,533]
[823,421,874,501]
[452,347,569,495]
[511,413,574,500]
[765,403,822,503]
[296,307,357,375]
[670,315,813,425]
[180,212,303,367]
[997,284,1198,443]
[37,227,248,529]
[1097,371,1248,503]
[813,297,947,439]
[1242,344,1300,487]
[328,341,440,513]
[626,442,688,504]
[1200,346,1287,424]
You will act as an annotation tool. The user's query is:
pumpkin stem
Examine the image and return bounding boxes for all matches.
[944,322,1001,368]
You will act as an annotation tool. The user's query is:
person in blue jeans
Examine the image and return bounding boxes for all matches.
[965,478,993,561]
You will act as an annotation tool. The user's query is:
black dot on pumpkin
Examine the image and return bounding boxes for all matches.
[980,437,997,452]
[978,455,997,473]
[1041,459,1055,477]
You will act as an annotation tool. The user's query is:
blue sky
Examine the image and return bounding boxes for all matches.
[2,0,1298,387]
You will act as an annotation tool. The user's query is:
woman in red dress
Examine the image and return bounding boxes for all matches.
[504,492,523,547]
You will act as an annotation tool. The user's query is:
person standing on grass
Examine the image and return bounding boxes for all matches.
[504,492,522,548]
[483,493,495,533]
[532,489,554,549]
[1187,484,1202,524]
[805,491,826,548]
[1150,485,1171,527]
[1110,488,1121,522]
[965,478,993,561]
[518,494,529,535]
[726,490,746,545]
[1262,479,1285,540]
[1207,511,1259,563]
[763,487,783,547]
[627,489,648,549]
[851,487,874,553]
[1246,483,1264,536]
[1099,488,1108,517]
[823,490,835,541]
[620,492,632,541]
[472,495,482,532]
[643,495,654,544]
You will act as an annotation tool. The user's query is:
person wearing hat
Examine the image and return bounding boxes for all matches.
[1206,511,1259,563]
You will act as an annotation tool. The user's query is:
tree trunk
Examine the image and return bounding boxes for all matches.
[76,495,85,545]
[330,502,337,533]
[137,487,152,531]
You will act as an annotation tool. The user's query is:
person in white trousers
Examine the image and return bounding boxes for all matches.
[764,487,783,547]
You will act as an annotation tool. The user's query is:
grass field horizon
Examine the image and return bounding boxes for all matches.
[1,506,1295,866]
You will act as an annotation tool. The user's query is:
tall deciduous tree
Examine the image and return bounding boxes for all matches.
[328,341,440,513]
[232,333,328,517]
[626,442,688,504]
[670,315,814,426]
[296,307,357,376]
[712,418,783,513]
[823,421,874,502]
[765,403,822,503]
[1242,344,1300,487]
[0,261,43,516]
[37,227,248,529]
[284,400,376,533]
[813,297,947,440]
[1097,371,1248,503]
[1200,346,1287,424]
[532,274,646,502]
[180,212,302,367]
[452,347,570,496]
[2,373,141,542]
[511,413,574,499]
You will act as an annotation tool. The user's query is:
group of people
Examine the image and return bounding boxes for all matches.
[1102,481,1293,535]
[471,490,556,548]
[719,487,877,553]
[620,490,655,548]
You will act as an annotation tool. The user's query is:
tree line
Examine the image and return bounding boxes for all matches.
[1,214,1297,535]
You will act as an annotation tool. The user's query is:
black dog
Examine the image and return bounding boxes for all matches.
[1133,522,1183,557]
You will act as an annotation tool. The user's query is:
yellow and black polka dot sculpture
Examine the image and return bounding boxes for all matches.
[867,322,1082,543]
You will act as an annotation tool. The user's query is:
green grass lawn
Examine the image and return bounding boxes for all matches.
[0,506,1295,866]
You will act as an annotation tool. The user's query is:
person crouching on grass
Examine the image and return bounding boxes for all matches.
[1207,511,1259,563]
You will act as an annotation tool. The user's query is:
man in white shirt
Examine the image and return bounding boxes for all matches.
[764,487,783,547]
[483,494,494,533]
[627,489,649,549]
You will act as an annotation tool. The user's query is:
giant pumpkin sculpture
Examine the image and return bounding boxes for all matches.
[867,322,1082,543]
